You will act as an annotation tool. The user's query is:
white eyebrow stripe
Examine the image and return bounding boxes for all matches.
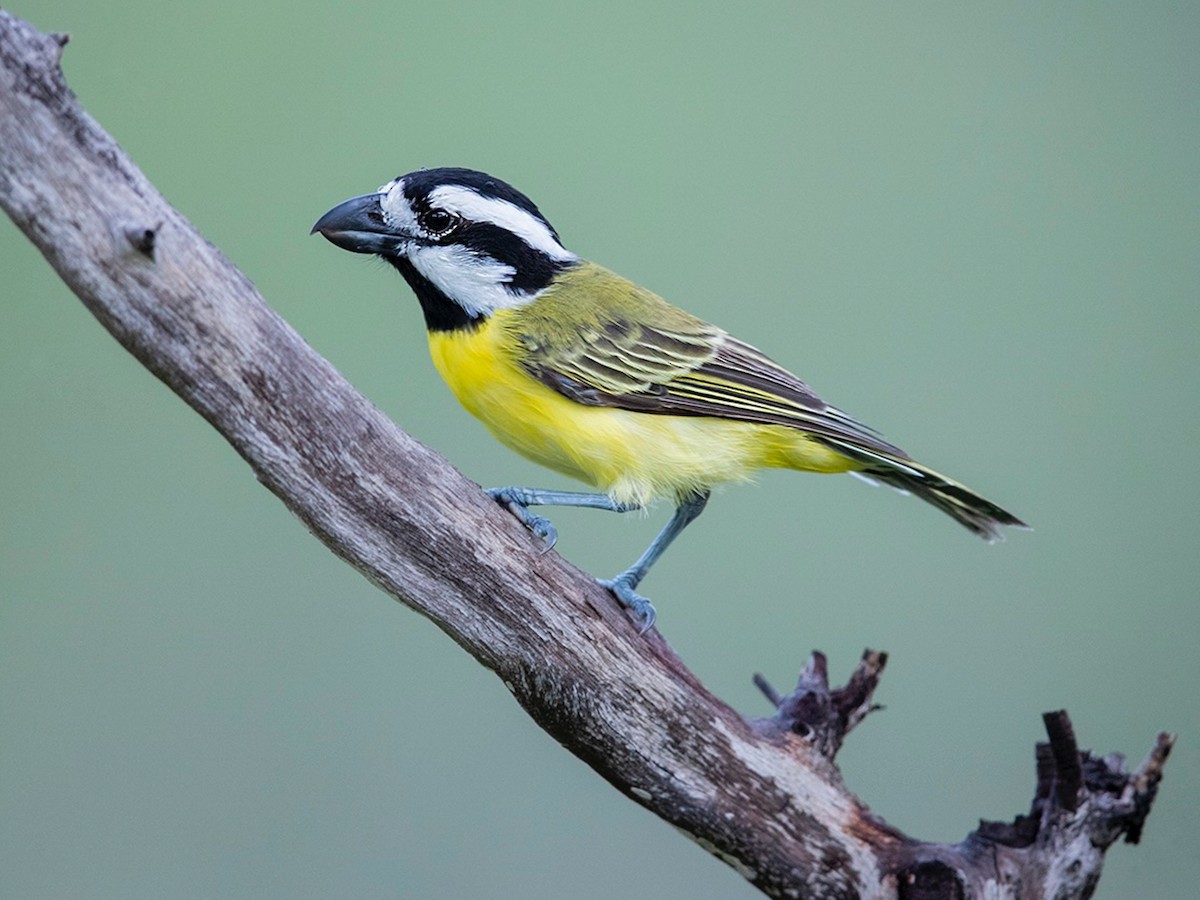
[379,182,418,232]
[428,184,577,261]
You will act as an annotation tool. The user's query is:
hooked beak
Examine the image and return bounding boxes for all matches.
[311,192,409,255]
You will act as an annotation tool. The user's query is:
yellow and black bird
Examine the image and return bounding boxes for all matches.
[313,168,1025,630]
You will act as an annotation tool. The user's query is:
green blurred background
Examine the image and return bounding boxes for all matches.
[2,2,1196,897]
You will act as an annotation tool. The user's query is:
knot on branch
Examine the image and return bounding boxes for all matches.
[123,220,161,258]
[896,860,965,900]
[753,648,887,758]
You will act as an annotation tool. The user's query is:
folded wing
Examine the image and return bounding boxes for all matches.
[521,306,907,459]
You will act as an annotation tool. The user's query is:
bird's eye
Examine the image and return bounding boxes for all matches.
[420,208,459,236]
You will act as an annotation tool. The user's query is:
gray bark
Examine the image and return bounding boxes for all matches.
[0,11,1172,898]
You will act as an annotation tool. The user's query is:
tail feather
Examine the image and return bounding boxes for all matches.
[821,439,1028,542]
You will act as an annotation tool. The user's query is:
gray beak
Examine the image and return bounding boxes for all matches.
[311,193,407,255]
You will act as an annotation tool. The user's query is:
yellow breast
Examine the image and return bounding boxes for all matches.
[426,310,853,506]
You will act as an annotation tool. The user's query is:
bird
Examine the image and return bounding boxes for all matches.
[312,167,1026,632]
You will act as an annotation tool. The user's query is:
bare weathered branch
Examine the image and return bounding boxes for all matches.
[0,11,1172,898]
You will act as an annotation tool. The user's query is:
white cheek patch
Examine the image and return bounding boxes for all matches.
[409,244,533,317]
[428,185,577,262]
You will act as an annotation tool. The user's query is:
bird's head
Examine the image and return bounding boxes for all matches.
[313,167,578,329]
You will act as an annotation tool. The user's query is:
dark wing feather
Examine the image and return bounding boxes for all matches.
[666,338,906,456]
[519,291,906,459]
[541,320,721,396]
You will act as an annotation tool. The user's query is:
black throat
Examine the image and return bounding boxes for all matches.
[387,257,483,332]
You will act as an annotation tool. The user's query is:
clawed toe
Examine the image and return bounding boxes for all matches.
[488,487,558,550]
[599,576,657,634]
[528,515,558,551]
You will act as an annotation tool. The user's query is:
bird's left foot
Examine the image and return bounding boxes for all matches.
[599,574,657,634]
[487,487,558,550]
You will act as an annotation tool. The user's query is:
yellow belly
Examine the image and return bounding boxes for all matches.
[427,313,856,507]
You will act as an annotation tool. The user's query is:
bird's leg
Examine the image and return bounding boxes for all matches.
[487,486,639,551]
[600,490,710,633]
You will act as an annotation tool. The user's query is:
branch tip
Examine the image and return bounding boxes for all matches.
[752,672,782,707]
[1138,731,1175,784]
[798,650,829,691]
[1122,731,1175,845]
[1042,709,1083,811]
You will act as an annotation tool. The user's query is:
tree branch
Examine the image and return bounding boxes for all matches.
[0,12,1173,898]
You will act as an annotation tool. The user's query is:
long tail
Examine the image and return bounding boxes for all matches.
[819,438,1028,542]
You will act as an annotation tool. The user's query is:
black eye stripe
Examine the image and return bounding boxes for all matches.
[455,222,567,292]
